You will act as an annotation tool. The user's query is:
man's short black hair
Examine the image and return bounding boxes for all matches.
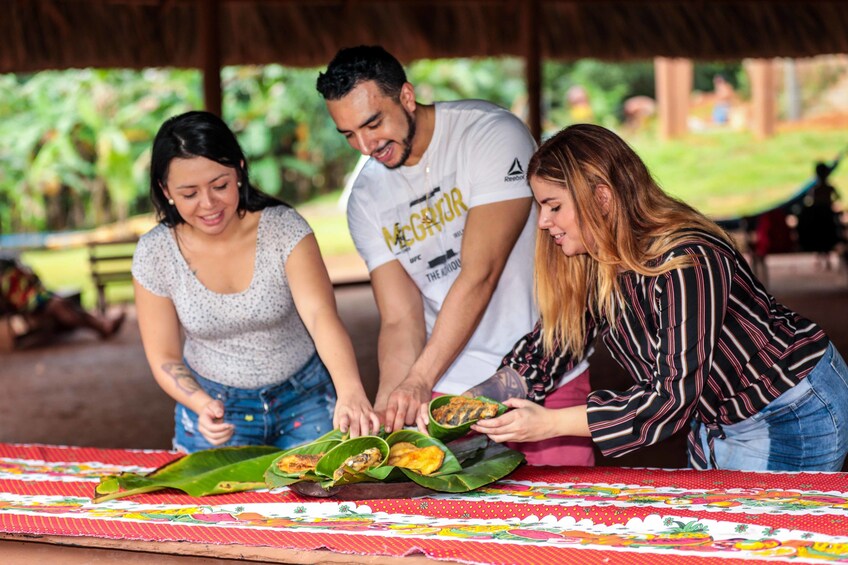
[316,45,407,101]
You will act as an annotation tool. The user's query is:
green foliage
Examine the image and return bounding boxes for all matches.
[692,62,745,93]
[93,446,280,503]
[544,59,654,128]
[629,127,848,219]
[408,57,527,108]
[0,68,201,233]
[3,58,846,241]
[221,65,357,203]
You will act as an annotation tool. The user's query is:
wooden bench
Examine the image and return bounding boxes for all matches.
[88,240,137,314]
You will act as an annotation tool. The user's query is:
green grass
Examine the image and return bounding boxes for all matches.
[18,126,848,307]
[631,128,848,218]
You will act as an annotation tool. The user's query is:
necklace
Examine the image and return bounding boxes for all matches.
[420,160,439,228]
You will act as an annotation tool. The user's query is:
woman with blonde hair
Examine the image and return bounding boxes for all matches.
[471,124,848,471]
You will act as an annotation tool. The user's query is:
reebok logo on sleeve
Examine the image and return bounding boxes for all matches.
[504,158,526,182]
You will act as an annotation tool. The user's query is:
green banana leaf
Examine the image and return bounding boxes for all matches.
[365,429,462,480]
[404,446,525,493]
[314,436,390,487]
[427,395,509,442]
[93,446,280,503]
[264,439,341,489]
[313,429,348,442]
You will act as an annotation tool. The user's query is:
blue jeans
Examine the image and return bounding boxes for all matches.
[696,342,848,471]
[173,353,337,453]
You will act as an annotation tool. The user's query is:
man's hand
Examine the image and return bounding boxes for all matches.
[383,375,432,433]
[415,401,431,433]
[197,399,234,446]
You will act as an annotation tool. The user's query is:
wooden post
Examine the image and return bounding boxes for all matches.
[523,0,542,142]
[655,57,692,139]
[784,59,801,121]
[748,59,776,139]
[199,0,222,116]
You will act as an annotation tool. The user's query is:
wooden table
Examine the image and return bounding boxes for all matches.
[2,442,847,564]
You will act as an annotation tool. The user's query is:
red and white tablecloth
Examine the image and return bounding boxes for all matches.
[1,442,847,564]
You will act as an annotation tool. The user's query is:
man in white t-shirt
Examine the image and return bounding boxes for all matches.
[316,47,592,465]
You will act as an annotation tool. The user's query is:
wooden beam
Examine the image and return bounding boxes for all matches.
[199,0,222,116]
[523,0,542,142]
[655,57,692,140]
[748,59,776,139]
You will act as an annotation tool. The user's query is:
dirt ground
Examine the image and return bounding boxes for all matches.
[2,253,847,470]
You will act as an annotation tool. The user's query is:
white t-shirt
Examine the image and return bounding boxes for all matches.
[131,206,316,388]
[347,100,539,394]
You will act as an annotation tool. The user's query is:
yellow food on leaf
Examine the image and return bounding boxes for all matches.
[387,443,445,475]
[432,396,498,427]
[276,453,323,475]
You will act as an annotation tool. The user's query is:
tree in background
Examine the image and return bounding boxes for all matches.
[0,69,201,233]
[3,57,845,236]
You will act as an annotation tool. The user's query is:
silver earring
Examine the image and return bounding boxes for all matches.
[168,198,175,205]
[237,181,243,187]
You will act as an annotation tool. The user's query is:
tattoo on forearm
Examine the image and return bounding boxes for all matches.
[162,362,201,395]
[465,367,528,401]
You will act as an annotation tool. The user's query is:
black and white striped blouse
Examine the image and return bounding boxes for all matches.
[502,229,829,469]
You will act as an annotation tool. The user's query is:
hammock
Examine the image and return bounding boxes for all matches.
[714,150,844,231]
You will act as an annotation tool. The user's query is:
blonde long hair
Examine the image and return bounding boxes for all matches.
[529,124,732,357]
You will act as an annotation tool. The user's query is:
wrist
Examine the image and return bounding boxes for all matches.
[187,394,215,416]
[405,366,435,388]
[333,380,367,399]
[554,405,591,437]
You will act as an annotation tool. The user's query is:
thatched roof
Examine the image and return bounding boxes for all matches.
[3,1,848,74]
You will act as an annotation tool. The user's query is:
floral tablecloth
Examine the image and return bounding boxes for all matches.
[1,442,847,564]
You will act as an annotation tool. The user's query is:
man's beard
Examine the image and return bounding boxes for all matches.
[383,109,416,170]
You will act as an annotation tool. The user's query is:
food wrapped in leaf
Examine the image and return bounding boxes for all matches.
[428,395,508,442]
[315,436,390,486]
[387,442,445,475]
[333,447,383,481]
[276,453,323,475]
[432,396,499,426]
[265,438,341,488]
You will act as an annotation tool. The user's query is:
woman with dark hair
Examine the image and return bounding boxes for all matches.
[470,124,848,471]
[133,111,378,453]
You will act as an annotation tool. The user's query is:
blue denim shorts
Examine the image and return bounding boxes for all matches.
[696,342,848,471]
[173,353,337,453]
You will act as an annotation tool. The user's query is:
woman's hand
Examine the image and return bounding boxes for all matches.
[197,399,234,446]
[472,399,590,443]
[334,393,381,437]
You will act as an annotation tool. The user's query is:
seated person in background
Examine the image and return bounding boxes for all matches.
[132,111,378,453]
[0,258,124,345]
[468,124,848,472]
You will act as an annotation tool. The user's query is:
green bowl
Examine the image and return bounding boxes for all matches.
[427,395,508,443]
